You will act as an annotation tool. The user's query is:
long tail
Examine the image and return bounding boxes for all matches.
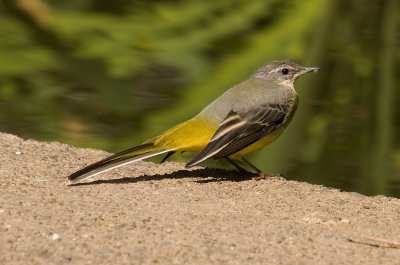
[67,143,171,183]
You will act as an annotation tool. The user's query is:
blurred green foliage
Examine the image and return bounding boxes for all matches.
[0,0,399,196]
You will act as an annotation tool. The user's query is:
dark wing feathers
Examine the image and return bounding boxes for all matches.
[187,103,288,166]
[213,115,284,158]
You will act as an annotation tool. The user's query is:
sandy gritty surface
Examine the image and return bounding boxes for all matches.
[1,132,400,265]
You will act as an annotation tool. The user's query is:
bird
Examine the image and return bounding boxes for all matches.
[67,60,319,183]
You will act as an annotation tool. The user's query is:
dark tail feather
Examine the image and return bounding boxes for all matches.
[68,143,170,183]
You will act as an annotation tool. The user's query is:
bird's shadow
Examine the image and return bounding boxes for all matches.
[69,167,259,186]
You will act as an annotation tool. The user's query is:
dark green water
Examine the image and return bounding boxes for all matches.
[1,0,399,196]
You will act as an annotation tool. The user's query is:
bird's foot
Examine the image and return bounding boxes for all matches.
[252,173,285,181]
[252,173,267,181]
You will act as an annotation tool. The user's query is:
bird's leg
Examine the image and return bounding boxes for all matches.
[237,157,269,180]
[225,157,250,173]
[160,151,176,164]
[237,157,262,174]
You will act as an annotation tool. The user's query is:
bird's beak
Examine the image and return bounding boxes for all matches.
[302,66,320,74]
[294,66,319,80]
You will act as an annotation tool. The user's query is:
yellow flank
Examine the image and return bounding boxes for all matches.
[232,127,284,157]
[149,116,286,158]
[151,117,217,152]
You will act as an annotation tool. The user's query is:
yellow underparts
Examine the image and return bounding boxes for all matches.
[150,117,217,152]
[232,127,284,157]
[149,117,285,158]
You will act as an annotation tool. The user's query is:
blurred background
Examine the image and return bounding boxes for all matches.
[0,0,399,196]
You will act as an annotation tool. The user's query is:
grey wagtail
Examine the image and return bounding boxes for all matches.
[68,60,319,183]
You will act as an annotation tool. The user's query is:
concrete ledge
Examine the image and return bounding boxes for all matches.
[1,132,400,264]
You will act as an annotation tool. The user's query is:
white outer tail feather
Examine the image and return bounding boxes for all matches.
[69,150,171,184]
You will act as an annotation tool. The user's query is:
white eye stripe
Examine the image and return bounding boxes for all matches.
[252,63,299,80]
[275,66,294,73]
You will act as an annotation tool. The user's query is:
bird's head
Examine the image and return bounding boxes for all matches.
[252,60,319,85]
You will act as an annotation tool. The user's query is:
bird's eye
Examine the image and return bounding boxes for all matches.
[281,68,289,75]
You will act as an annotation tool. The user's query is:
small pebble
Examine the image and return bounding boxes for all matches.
[50,233,60,241]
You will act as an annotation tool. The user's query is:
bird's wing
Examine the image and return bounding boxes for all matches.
[187,103,289,167]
